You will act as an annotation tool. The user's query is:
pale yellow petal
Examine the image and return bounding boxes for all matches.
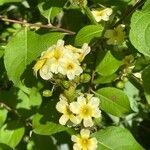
[89,97,100,108]
[80,129,90,139]
[83,117,93,127]
[70,102,80,114]
[59,115,69,125]
[56,100,68,113]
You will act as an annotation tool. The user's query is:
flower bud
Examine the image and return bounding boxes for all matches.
[116,81,124,89]
[93,117,102,126]
[80,73,91,83]
[62,81,70,89]
[42,89,53,97]
[72,0,87,7]
[122,76,128,83]
[64,86,76,102]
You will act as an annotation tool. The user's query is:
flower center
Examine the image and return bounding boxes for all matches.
[65,106,73,116]
[80,138,90,148]
[53,49,62,60]
[80,105,92,117]
[67,63,75,70]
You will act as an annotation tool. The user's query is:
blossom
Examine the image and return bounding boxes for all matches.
[56,96,79,125]
[59,59,83,80]
[71,129,98,150]
[70,94,101,127]
[39,63,53,80]
[65,43,90,62]
[104,24,125,45]
[91,8,113,22]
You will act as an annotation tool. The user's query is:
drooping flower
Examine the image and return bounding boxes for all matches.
[104,24,125,45]
[70,94,101,127]
[59,59,83,80]
[56,95,80,125]
[91,8,113,22]
[71,129,98,150]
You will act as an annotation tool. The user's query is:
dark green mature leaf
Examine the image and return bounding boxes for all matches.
[130,2,150,57]
[32,113,67,135]
[142,65,150,105]
[96,87,131,117]
[93,126,144,150]
[96,51,122,76]
[27,134,57,150]
[4,28,64,86]
[75,25,103,46]
[0,121,25,148]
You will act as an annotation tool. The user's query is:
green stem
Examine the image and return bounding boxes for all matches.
[83,6,98,25]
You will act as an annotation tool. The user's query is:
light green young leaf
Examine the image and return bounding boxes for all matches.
[0,108,8,128]
[0,0,21,5]
[0,121,25,148]
[32,113,67,135]
[93,126,144,150]
[130,3,150,57]
[75,25,103,46]
[96,51,122,76]
[17,87,42,109]
[95,87,131,117]
[4,28,64,86]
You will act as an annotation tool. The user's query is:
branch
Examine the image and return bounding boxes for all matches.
[0,15,76,35]
[114,0,145,27]
[0,102,21,117]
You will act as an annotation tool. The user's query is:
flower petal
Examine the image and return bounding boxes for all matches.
[56,100,68,113]
[70,102,80,114]
[59,115,68,125]
[80,129,90,138]
[89,97,100,108]
[83,117,93,127]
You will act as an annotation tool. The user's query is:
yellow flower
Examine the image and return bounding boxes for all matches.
[70,94,101,127]
[71,129,98,150]
[65,43,91,62]
[48,40,68,74]
[39,63,53,80]
[56,95,80,125]
[59,59,83,80]
[104,24,125,45]
[91,8,113,22]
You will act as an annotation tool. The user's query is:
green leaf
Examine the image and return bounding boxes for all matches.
[0,108,8,128]
[93,126,144,150]
[4,28,64,86]
[0,0,21,5]
[93,74,117,84]
[129,4,150,57]
[16,86,42,110]
[95,87,131,117]
[27,134,57,150]
[32,113,67,135]
[0,121,25,148]
[75,25,103,46]
[96,51,122,76]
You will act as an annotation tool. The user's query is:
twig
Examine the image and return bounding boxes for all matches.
[0,15,76,35]
[114,0,145,27]
[0,102,21,117]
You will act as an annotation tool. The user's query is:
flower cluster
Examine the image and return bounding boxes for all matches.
[91,7,113,22]
[33,39,90,80]
[56,94,101,150]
